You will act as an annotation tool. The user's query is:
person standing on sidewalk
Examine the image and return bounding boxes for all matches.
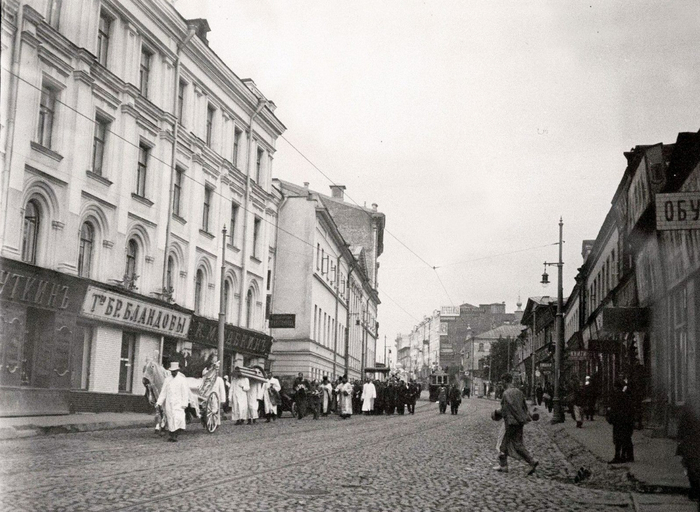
[606,379,634,463]
[677,391,700,503]
[493,373,539,475]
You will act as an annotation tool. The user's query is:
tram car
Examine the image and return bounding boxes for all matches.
[428,370,449,402]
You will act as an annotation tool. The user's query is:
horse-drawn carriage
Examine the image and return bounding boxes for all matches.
[143,360,224,434]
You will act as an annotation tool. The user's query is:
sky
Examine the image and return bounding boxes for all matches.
[175,0,700,362]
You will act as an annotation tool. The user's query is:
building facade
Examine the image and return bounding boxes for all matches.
[270,181,383,382]
[0,0,283,415]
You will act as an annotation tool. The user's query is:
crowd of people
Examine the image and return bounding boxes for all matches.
[285,373,424,420]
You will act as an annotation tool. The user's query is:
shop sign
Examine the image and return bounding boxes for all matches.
[188,316,273,357]
[656,192,700,230]
[269,314,296,328]
[568,350,589,361]
[0,257,87,313]
[81,286,190,338]
[539,362,552,369]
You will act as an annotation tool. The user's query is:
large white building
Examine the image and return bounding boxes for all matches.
[270,180,384,381]
[0,0,284,415]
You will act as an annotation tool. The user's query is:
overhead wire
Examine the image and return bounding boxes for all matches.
[4,66,423,321]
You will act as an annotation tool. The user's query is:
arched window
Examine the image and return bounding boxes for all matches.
[246,288,254,328]
[125,239,138,280]
[195,269,204,314]
[167,256,175,291]
[22,200,40,264]
[78,222,94,278]
[224,281,231,321]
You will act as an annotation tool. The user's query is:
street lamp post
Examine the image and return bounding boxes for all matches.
[217,225,227,378]
[540,217,565,423]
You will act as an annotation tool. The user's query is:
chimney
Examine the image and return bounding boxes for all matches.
[372,203,378,211]
[186,19,211,45]
[581,240,595,262]
[330,185,346,200]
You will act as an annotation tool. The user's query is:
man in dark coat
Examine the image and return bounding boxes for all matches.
[293,372,310,419]
[384,381,396,415]
[407,379,419,414]
[396,380,409,415]
[607,379,635,463]
[493,373,538,474]
[449,384,462,414]
[535,384,544,406]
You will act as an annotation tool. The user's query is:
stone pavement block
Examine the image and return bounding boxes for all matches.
[631,493,699,512]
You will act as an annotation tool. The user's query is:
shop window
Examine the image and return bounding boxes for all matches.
[119,332,136,393]
[78,222,94,278]
[21,200,40,264]
[22,308,55,387]
[72,325,93,390]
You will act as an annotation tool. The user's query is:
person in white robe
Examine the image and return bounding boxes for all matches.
[361,378,377,415]
[320,376,333,416]
[229,367,250,425]
[247,367,265,424]
[262,371,282,422]
[156,362,192,442]
[336,375,354,419]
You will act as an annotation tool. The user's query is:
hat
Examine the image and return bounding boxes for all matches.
[167,361,180,371]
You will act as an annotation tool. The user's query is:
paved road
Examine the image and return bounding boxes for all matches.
[0,398,651,511]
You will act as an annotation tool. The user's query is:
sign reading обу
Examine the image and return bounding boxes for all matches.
[81,286,190,338]
[656,192,700,230]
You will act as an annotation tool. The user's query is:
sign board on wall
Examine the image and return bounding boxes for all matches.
[269,314,296,328]
[656,192,700,230]
[81,286,191,338]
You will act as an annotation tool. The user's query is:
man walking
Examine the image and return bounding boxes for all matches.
[156,362,192,442]
[493,373,538,475]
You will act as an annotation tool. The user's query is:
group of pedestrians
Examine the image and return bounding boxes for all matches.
[436,383,463,414]
[290,374,423,420]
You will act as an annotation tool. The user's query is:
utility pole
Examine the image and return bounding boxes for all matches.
[217,225,227,377]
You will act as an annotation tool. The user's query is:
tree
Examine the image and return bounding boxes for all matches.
[488,336,518,382]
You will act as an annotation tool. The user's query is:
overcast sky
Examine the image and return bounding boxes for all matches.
[176,0,700,360]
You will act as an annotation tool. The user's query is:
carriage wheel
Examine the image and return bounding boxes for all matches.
[205,392,220,433]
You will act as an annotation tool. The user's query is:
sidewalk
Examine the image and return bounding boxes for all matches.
[554,413,689,492]
[0,412,154,440]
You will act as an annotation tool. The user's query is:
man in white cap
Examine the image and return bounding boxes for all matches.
[156,361,192,442]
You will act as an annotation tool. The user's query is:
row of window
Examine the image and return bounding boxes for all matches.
[21,198,260,321]
[588,248,617,313]
[315,243,347,295]
[312,305,345,349]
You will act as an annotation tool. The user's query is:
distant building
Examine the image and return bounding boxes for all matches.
[466,324,524,397]
[270,181,384,381]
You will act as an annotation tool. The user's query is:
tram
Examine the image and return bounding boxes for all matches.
[428,369,449,402]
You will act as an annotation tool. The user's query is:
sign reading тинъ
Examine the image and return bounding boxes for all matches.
[656,192,700,230]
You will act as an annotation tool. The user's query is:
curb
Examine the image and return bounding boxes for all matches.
[0,420,154,440]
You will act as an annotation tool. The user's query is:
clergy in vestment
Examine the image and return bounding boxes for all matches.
[229,367,250,425]
[262,371,282,421]
[156,362,192,442]
[320,376,333,416]
[336,375,354,419]
[361,379,376,414]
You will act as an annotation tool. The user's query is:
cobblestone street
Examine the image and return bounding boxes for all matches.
[0,398,652,512]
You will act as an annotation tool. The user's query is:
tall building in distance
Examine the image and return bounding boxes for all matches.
[270,180,384,381]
